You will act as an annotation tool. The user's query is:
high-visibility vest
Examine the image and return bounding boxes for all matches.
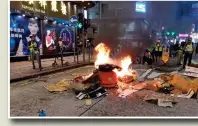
[185,43,193,52]
[29,41,39,54]
[155,45,163,52]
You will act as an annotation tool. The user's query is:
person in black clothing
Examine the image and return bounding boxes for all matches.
[142,49,153,65]
[151,48,156,63]
[174,41,179,51]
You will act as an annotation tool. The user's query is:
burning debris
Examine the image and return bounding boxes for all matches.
[44,42,198,108]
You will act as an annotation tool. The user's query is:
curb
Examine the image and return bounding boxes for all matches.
[10,62,94,83]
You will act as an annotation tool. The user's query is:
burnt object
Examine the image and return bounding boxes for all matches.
[73,76,84,83]
[82,70,99,84]
[99,71,117,88]
[118,75,134,83]
[99,64,121,72]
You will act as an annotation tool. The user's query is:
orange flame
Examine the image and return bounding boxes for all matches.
[94,43,110,68]
[113,56,132,77]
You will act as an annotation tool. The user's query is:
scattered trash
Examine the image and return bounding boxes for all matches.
[84,95,92,106]
[170,89,183,96]
[118,74,137,84]
[44,79,68,92]
[144,93,178,108]
[139,69,153,79]
[76,83,108,100]
[39,110,46,117]
[168,74,198,93]
[183,66,198,78]
[158,87,171,94]
[147,72,165,79]
[171,89,194,99]
[158,99,173,108]
[118,88,138,97]
[144,80,164,91]
[73,76,85,83]
[132,82,147,90]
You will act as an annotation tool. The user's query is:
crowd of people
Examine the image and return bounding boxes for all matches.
[142,37,198,69]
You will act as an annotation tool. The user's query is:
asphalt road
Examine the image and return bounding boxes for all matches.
[10,65,198,117]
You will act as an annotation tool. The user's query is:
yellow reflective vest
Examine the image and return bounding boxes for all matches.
[155,45,163,52]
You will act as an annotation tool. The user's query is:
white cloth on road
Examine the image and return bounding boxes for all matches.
[147,72,164,79]
[118,88,138,97]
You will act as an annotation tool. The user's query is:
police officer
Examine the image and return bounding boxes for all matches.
[176,43,183,65]
[29,35,42,70]
[154,39,163,64]
[183,37,195,69]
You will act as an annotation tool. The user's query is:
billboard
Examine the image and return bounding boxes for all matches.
[10,15,42,56]
[136,1,146,13]
[43,21,74,55]
[10,14,75,57]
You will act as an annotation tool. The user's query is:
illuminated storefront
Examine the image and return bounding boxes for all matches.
[10,1,78,57]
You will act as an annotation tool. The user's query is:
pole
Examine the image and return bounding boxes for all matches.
[73,25,76,63]
[88,40,90,62]
[82,8,85,63]
[76,27,79,64]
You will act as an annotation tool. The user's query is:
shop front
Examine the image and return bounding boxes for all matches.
[10,1,79,61]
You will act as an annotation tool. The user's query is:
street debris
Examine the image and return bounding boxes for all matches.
[171,89,194,99]
[168,74,198,94]
[43,42,198,108]
[144,93,178,108]
[183,66,198,78]
[84,95,92,106]
[138,68,153,81]
[76,83,107,100]
[147,72,165,79]
[118,88,138,97]
[44,79,68,92]
[39,110,46,117]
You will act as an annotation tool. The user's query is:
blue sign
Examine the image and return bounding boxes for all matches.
[136,2,146,13]
[69,15,78,25]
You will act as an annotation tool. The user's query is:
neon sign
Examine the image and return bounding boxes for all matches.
[136,2,146,13]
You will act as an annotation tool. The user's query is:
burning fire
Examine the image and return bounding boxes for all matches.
[94,43,134,77]
[113,56,133,77]
[94,43,110,68]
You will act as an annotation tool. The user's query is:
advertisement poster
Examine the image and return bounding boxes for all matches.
[43,22,57,55]
[10,15,42,56]
[56,25,74,53]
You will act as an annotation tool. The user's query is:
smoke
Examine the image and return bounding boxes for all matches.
[93,18,152,62]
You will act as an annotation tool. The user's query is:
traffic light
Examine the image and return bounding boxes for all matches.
[166,32,170,36]
[78,13,84,32]
[171,32,175,36]
[77,22,82,29]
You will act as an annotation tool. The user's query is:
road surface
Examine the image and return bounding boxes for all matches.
[10,65,198,117]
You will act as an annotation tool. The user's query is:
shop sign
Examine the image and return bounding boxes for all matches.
[22,4,45,14]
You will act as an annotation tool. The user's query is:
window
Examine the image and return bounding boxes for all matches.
[101,4,108,16]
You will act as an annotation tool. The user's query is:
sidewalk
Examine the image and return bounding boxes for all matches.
[10,54,94,82]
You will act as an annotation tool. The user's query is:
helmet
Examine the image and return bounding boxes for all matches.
[156,39,161,43]
[188,37,192,41]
